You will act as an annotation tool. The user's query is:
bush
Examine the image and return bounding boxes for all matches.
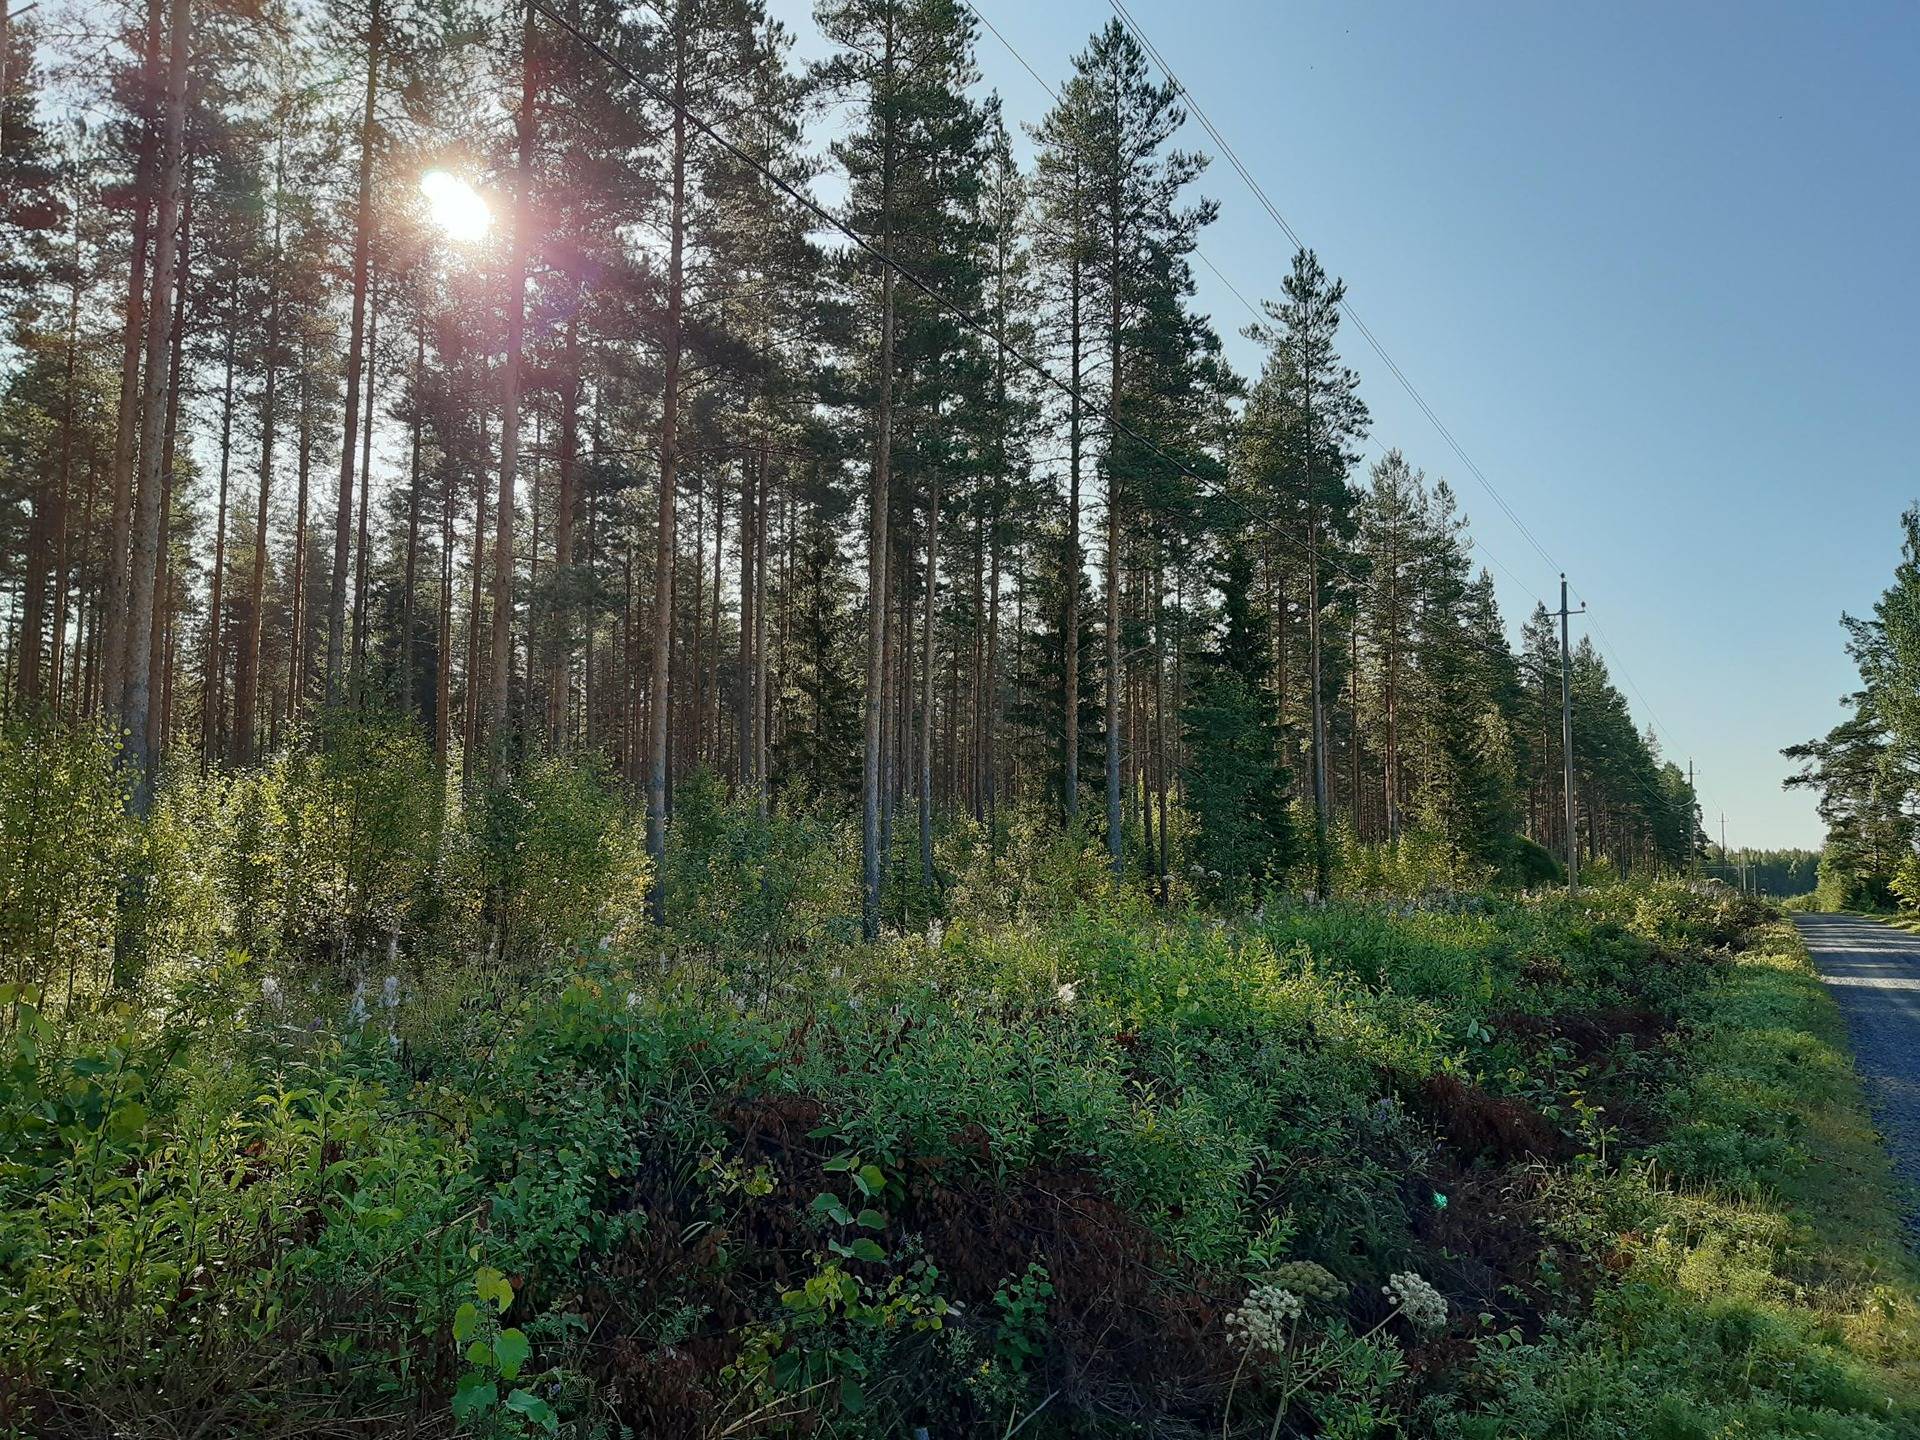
[462,750,650,969]
[0,717,132,1007]
[170,710,446,971]
[659,767,857,969]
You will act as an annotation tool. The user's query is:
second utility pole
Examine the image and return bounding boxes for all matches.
[1557,574,1586,891]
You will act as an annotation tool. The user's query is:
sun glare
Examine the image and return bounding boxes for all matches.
[420,169,491,244]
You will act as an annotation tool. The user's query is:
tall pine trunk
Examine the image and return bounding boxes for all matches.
[351,270,378,695]
[202,321,234,768]
[121,0,189,810]
[918,468,938,893]
[491,1,534,755]
[234,133,283,765]
[401,321,423,717]
[1062,186,1082,823]
[1104,200,1123,875]
[327,0,380,706]
[100,0,162,719]
[860,16,898,940]
[545,315,579,746]
[645,19,687,921]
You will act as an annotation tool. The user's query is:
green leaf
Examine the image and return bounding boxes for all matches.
[505,1389,559,1433]
[466,1341,491,1367]
[849,1238,886,1263]
[476,1266,514,1312]
[451,1375,498,1422]
[452,1301,479,1343]
[856,1163,886,1196]
[493,1327,531,1381]
[839,1374,866,1413]
[856,1208,885,1231]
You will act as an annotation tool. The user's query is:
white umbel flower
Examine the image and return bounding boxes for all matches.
[1383,1271,1447,1333]
[1225,1283,1304,1358]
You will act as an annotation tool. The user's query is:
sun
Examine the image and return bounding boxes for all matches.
[420,169,491,244]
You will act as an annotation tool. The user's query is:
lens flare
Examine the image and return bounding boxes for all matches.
[420,169,491,244]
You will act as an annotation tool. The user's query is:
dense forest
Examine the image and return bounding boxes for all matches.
[11,4,1912,1439]
[0,0,1701,902]
[1787,506,1920,910]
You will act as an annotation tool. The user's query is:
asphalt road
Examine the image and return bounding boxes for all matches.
[1795,913,1920,1235]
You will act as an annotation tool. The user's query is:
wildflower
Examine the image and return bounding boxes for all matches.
[1432,1191,1448,1210]
[625,990,642,1010]
[1383,1271,1447,1333]
[261,976,284,1009]
[1056,981,1079,1006]
[1226,1283,1303,1358]
[345,981,367,1027]
[927,919,945,948]
[1267,1260,1344,1303]
[382,975,400,1010]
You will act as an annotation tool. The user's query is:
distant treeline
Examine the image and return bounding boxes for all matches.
[1704,847,1819,898]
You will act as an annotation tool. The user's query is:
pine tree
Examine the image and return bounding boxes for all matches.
[1241,248,1368,896]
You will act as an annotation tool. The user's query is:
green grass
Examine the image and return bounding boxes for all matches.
[1450,920,1920,1439]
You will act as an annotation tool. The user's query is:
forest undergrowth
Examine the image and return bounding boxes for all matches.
[2,719,1916,1439]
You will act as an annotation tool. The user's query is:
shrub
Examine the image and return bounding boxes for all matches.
[0,717,132,1007]
[461,750,651,970]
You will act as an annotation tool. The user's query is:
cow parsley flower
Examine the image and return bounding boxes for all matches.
[1226,1283,1303,1358]
[1383,1271,1447,1332]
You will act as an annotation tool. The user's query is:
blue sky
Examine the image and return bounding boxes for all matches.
[770,0,1920,848]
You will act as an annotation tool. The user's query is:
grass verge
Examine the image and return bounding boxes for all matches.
[1458,920,1920,1439]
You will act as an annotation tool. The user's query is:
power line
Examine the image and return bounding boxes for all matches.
[531,0,1691,846]
[1101,0,1560,596]
[1098,0,1724,831]
[966,0,1545,621]
[1572,589,1724,824]
[522,0,1379,626]
[962,0,1265,332]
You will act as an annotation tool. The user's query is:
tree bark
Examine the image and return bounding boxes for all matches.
[100,0,162,720]
[203,320,234,768]
[1063,190,1082,823]
[350,268,378,697]
[401,320,423,717]
[645,15,687,921]
[918,466,939,893]
[233,132,283,765]
[327,0,381,706]
[286,346,314,729]
[859,16,899,939]
[121,0,190,810]
[488,0,534,755]
[146,200,189,769]
[545,314,579,746]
